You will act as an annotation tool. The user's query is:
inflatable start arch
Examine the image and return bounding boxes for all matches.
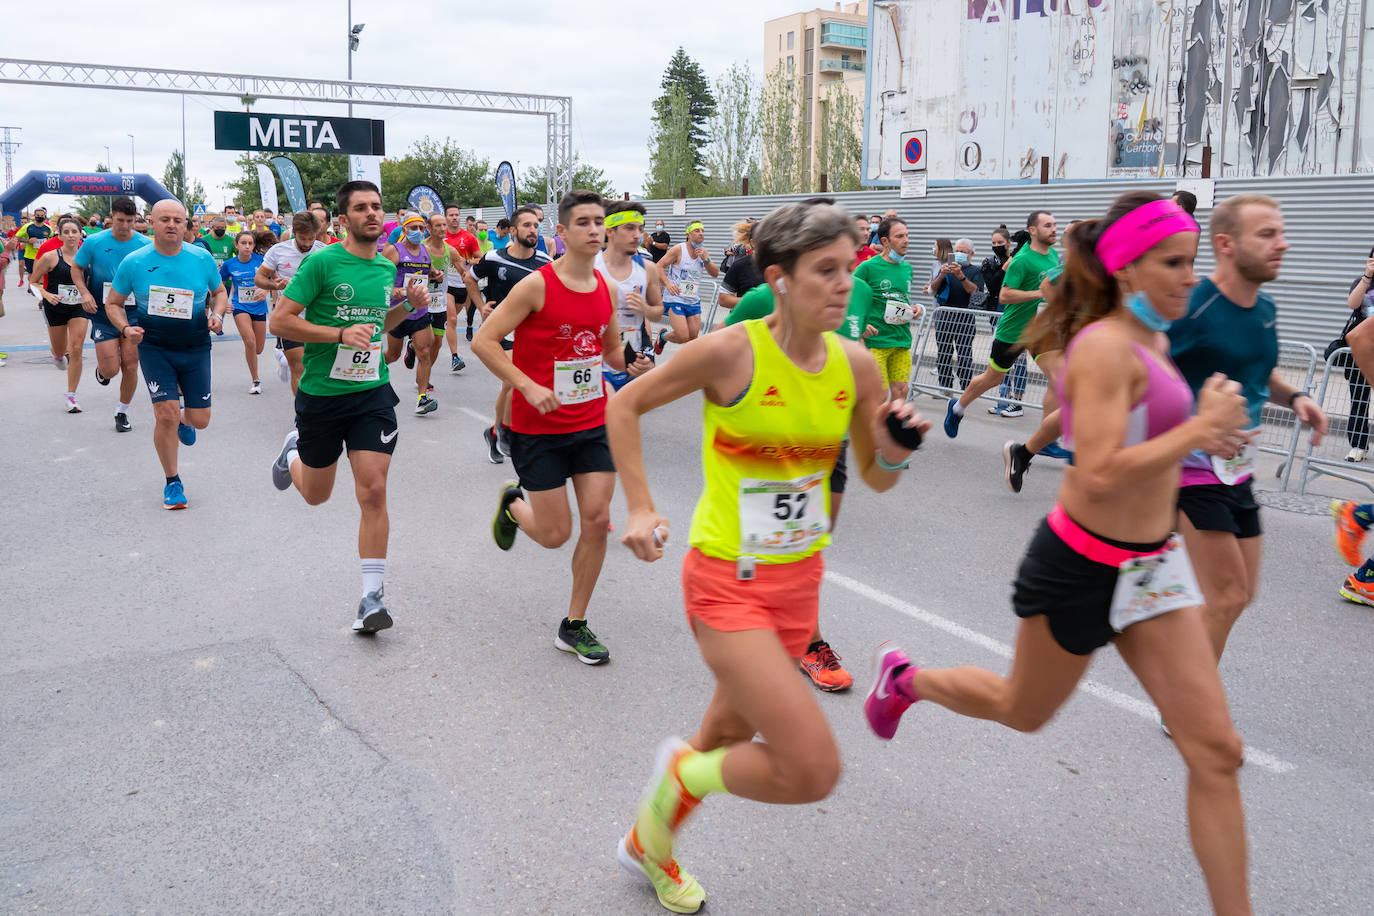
[0,170,177,221]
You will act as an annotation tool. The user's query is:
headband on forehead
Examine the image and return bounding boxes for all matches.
[686,221,704,233]
[604,211,644,229]
[401,214,425,228]
[1095,200,1199,274]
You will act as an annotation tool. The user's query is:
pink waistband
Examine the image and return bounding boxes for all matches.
[1046,504,1168,567]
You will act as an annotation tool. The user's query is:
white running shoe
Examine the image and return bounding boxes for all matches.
[1346,447,1366,463]
[249,379,262,395]
[65,394,82,413]
[275,350,290,384]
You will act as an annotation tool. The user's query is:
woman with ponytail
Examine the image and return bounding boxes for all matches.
[867,191,1258,915]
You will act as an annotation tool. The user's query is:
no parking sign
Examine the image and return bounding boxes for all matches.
[900,130,927,172]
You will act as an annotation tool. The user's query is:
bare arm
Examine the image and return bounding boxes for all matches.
[70,263,99,313]
[842,338,928,491]
[1350,260,1374,309]
[31,251,58,304]
[1267,368,1327,444]
[1000,285,1041,305]
[255,263,288,291]
[470,272,552,411]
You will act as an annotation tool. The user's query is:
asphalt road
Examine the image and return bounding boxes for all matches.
[2,277,1371,915]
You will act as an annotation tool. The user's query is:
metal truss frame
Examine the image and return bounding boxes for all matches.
[0,58,574,205]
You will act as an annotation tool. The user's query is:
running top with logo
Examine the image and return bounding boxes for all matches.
[426,243,451,299]
[262,238,325,282]
[1167,276,1279,486]
[17,221,53,259]
[73,228,151,310]
[220,254,268,315]
[444,231,478,288]
[688,318,856,565]
[42,249,81,304]
[594,250,651,349]
[201,232,236,266]
[510,263,612,436]
[725,277,873,343]
[391,242,431,304]
[852,254,915,349]
[282,243,397,397]
[111,243,223,349]
[663,242,707,306]
[995,245,1060,345]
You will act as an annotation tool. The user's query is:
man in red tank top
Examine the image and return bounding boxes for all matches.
[471,190,628,665]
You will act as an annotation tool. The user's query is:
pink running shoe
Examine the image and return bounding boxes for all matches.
[864,641,917,740]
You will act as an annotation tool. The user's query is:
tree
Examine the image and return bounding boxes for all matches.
[225,151,349,213]
[653,48,717,179]
[161,150,207,210]
[379,136,501,212]
[703,62,761,197]
[73,164,116,218]
[520,155,616,204]
[814,82,864,192]
[644,85,703,199]
[759,64,804,195]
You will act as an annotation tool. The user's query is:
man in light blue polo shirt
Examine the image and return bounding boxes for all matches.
[71,195,151,433]
[106,199,228,510]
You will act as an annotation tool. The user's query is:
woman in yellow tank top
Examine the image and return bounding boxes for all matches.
[604,200,930,913]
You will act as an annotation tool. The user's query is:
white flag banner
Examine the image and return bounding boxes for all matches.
[255,163,279,214]
[349,154,382,192]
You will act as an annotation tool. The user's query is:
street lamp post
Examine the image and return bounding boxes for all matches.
[103,145,110,170]
[347,2,365,117]
[127,133,135,173]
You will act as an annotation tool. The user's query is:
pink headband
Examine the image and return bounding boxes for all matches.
[1095,200,1199,274]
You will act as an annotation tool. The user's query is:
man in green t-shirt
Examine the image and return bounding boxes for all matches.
[853,217,920,400]
[267,179,432,635]
[201,215,235,266]
[944,210,1059,438]
[724,274,870,341]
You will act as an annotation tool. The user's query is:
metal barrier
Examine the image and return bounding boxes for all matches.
[1259,341,1320,490]
[906,305,1050,410]
[1297,346,1374,495]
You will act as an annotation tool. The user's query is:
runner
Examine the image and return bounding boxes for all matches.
[471,190,628,665]
[607,199,924,913]
[16,207,54,294]
[105,199,228,510]
[267,179,429,634]
[653,220,719,354]
[1167,194,1326,678]
[220,230,268,393]
[443,206,480,366]
[382,212,441,415]
[71,196,151,432]
[865,192,1255,916]
[853,216,920,401]
[30,217,90,412]
[426,212,468,372]
[470,206,553,463]
[594,201,662,393]
[222,205,244,235]
[257,212,325,394]
[201,215,235,267]
[943,211,1059,438]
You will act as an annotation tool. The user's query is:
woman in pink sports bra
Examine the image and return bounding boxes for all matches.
[865,192,1258,915]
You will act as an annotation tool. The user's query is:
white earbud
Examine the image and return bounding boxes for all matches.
[776,279,787,295]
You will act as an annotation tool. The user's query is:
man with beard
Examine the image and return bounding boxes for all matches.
[267,180,432,635]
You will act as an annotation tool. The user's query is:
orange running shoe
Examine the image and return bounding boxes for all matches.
[1339,573,1374,608]
[799,641,854,692]
[1331,500,1367,567]
[617,827,705,914]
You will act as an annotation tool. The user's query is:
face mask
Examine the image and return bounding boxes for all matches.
[655,224,664,231]
[477,230,488,240]
[1125,290,1172,332]
[213,228,225,237]
[35,216,46,223]
[954,251,969,266]
[870,221,880,230]
[406,229,424,244]
[993,244,1008,259]
[883,248,905,264]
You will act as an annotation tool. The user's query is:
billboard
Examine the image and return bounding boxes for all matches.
[863,0,1370,183]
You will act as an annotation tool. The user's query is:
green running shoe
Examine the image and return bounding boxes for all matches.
[555,617,609,665]
[492,482,522,551]
[617,828,704,914]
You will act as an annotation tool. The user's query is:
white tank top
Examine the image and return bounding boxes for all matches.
[664,242,705,304]
[595,250,648,337]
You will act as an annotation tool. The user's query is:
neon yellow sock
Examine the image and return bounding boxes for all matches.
[677,747,729,799]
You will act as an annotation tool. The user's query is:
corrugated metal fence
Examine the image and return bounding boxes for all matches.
[462,176,1373,352]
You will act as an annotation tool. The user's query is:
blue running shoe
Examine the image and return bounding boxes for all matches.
[177,422,196,446]
[943,398,963,439]
[1037,441,1071,460]
[163,480,187,510]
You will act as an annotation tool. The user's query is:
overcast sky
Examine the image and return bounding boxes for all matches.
[0,0,819,214]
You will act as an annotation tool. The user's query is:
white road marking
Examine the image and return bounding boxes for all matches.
[458,407,494,425]
[825,570,1296,774]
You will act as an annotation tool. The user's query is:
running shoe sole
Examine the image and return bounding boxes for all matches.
[864,642,915,740]
[353,606,394,633]
[943,399,961,438]
[483,427,505,464]
[114,413,131,433]
[554,635,610,665]
[1339,583,1374,607]
[616,834,704,914]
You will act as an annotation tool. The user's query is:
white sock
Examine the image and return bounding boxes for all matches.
[361,558,386,598]
[66,391,75,398]
[952,401,965,417]
[285,447,299,468]
[117,402,130,413]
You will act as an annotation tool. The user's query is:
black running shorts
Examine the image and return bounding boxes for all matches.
[42,301,86,327]
[293,383,400,468]
[1176,479,1262,539]
[830,441,849,495]
[1012,516,1168,656]
[510,425,615,492]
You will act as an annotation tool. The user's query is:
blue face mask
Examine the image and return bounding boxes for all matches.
[1125,290,1172,332]
[406,229,424,244]
[884,248,905,263]
[953,251,969,265]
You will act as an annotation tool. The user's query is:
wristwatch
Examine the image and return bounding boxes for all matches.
[1288,390,1311,407]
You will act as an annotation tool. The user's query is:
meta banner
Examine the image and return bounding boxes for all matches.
[213,110,385,156]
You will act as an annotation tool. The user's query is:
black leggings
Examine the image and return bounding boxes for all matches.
[1346,362,1371,450]
[465,303,478,327]
[935,311,976,390]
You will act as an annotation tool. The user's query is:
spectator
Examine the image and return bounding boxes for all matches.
[853,214,878,268]
[930,238,983,394]
[1171,189,1198,216]
[648,218,670,262]
[923,237,954,297]
[1333,245,1374,462]
[492,218,511,250]
[718,221,762,309]
[720,219,755,273]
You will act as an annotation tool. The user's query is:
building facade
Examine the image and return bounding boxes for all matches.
[764,2,869,188]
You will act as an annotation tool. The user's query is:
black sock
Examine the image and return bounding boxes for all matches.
[806,640,826,654]
[165,475,180,485]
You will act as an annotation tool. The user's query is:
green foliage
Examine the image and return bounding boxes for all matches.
[521,155,616,205]
[653,48,717,179]
[73,164,114,218]
[702,62,761,197]
[161,150,207,210]
[814,82,864,192]
[759,64,804,195]
[380,137,501,212]
[226,152,348,213]
[644,85,705,199]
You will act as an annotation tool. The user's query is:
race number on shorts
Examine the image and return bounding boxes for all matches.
[1108,535,1202,633]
